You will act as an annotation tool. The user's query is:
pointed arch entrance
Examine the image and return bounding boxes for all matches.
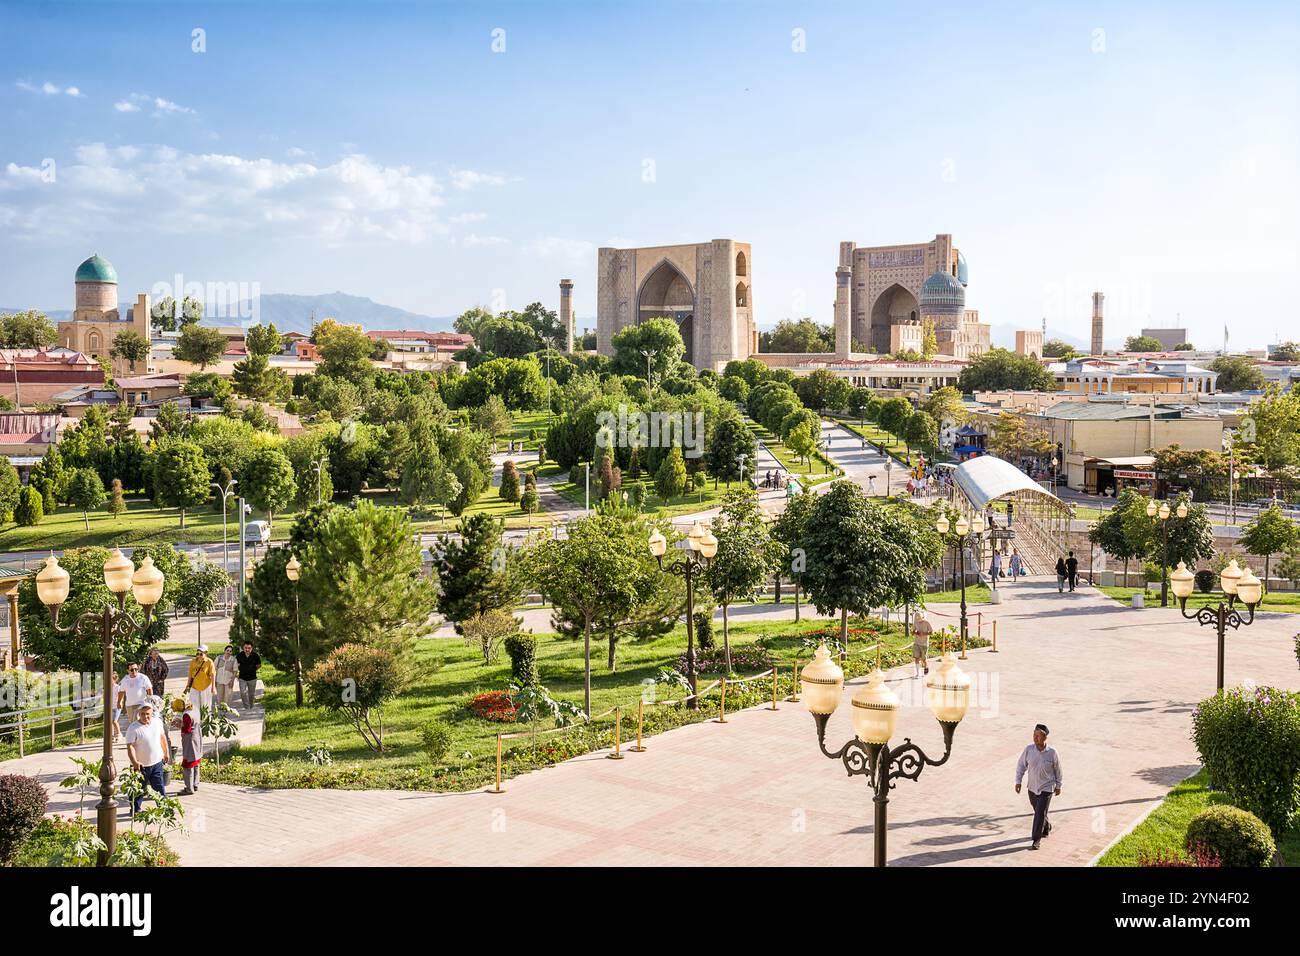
[637,259,697,365]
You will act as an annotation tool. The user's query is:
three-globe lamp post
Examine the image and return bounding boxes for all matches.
[1146,498,1188,607]
[1169,558,1262,691]
[802,643,971,867]
[35,549,165,866]
[935,511,983,651]
[649,520,717,708]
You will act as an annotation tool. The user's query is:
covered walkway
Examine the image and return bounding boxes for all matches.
[950,455,1072,575]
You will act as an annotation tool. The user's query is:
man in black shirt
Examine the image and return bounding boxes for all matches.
[235,642,262,710]
[1065,551,1079,591]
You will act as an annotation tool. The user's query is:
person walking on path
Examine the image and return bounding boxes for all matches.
[214,645,239,707]
[235,641,261,710]
[183,646,216,712]
[1015,723,1063,850]
[125,702,170,812]
[1055,556,1068,593]
[171,698,203,795]
[141,647,168,692]
[911,613,933,678]
[1009,549,1023,581]
[117,662,152,733]
[989,548,1003,584]
[1066,551,1079,591]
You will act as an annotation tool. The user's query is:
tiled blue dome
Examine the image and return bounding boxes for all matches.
[75,253,117,284]
[956,250,969,287]
[919,270,965,315]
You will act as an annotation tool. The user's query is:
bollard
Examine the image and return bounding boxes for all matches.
[770,669,779,711]
[787,662,801,703]
[607,707,624,760]
[990,619,999,653]
[490,733,506,793]
[960,626,967,661]
[716,678,728,723]
[630,698,646,752]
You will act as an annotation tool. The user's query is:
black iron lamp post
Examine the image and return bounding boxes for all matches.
[936,511,983,648]
[1170,559,1262,691]
[802,644,971,867]
[649,521,717,709]
[1147,498,1188,607]
[285,554,304,707]
[35,550,166,866]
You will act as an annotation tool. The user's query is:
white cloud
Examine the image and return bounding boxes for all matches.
[449,211,487,225]
[525,236,596,262]
[450,168,510,190]
[16,80,83,97]
[459,233,509,247]
[113,93,196,118]
[114,101,141,113]
[1,145,451,244]
[153,96,194,115]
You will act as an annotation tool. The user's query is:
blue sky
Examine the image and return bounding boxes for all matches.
[1,0,1297,346]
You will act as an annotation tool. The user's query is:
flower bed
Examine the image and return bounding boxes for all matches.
[469,690,518,723]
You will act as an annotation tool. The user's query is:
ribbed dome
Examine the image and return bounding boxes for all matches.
[919,270,965,315]
[75,254,117,284]
[956,250,969,287]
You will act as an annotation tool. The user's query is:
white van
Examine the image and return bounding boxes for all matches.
[244,520,271,545]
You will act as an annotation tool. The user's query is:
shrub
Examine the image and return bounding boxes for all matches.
[461,608,519,666]
[504,633,538,687]
[683,644,774,674]
[420,720,454,765]
[694,610,715,651]
[499,460,521,503]
[1137,846,1221,867]
[0,774,48,864]
[13,485,43,526]
[1184,805,1275,867]
[1194,569,1216,594]
[1192,685,1300,834]
[305,644,406,752]
[469,690,517,723]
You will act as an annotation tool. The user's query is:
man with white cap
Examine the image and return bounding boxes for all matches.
[1015,723,1063,850]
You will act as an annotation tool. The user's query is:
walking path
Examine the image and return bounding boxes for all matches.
[11,578,1295,866]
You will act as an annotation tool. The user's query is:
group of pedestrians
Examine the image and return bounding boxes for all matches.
[1054,552,1081,592]
[115,641,262,811]
[759,470,789,491]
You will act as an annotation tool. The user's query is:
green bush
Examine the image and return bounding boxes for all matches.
[694,610,715,651]
[504,633,538,687]
[1184,805,1275,867]
[0,774,48,864]
[419,720,454,765]
[1194,569,1216,593]
[13,485,43,526]
[1192,685,1300,834]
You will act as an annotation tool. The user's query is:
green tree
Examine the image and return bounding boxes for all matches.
[1124,335,1164,352]
[759,318,834,353]
[654,446,688,500]
[151,296,178,332]
[904,410,939,457]
[705,488,782,669]
[610,317,686,385]
[499,460,521,503]
[705,412,757,484]
[1245,385,1300,471]
[108,329,151,372]
[64,467,106,530]
[1042,339,1077,359]
[786,421,818,468]
[28,446,64,512]
[315,322,375,382]
[1211,355,1266,393]
[472,395,512,440]
[175,556,228,650]
[14,485,43,526]
[0,310,58,348]
[877,397,913,438]
[174,325,227,370]
[519,486,539,526]
[306,643,407,752]
[107,478,127,518]
[957,348,1056,392]
[152,441,210,527]
[0,460,22,520]
[242,447,297,527]
[1240,504,1299,592]
[771,488,817,617]
[231,352,275,399]
[922,386,965,431]
[244,322,285,358]
[800,482,942,655]
[436,513,519,632]
[1088,488,1154,585]
[1269,341,1300,362]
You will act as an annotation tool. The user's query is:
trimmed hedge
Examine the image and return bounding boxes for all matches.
[504,633,538,687]
[1185,805,1275,867]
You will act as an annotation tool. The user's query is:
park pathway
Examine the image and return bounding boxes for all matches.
[6,579,1291,867]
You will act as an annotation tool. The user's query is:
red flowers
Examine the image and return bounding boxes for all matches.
[469,691,517,723]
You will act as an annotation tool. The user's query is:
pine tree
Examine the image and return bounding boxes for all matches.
[14,485,44,526]
[108,478,127,518]
[499,460,521,502]
[655,446,688,501]
[435,513,519,632]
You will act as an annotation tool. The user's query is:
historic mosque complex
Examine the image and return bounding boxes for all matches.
[594,234,1003,372]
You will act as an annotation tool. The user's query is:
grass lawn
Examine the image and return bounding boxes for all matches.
[535,462,745,519]
[1098,586,1300,614]
[745,417,841,486]
[0,497,301,554]
[832,417,917,466]
[1096,768,1299,866]
[205,613,969,793]
[507,409,553,449]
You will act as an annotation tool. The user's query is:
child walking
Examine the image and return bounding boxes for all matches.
[172,698,204,795]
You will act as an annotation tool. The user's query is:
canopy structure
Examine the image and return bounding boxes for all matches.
[951,455,1072,574]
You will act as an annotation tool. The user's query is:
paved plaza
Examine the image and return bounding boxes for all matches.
[10,577,1293,867]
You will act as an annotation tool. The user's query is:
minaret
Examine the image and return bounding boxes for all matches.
[559,279,574,352]
[834,266,851,359]
[1090,292,1104,356]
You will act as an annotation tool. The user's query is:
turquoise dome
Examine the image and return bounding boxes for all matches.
[919,270,965,315]
[75,253,117,284]
[956,250,969,287]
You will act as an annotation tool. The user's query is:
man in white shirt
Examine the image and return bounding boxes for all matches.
[117,662,153,733]
[1015,723,1063,851]
[125,702,170,812]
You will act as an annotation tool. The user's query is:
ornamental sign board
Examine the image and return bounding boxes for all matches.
[1114,469,1156,480]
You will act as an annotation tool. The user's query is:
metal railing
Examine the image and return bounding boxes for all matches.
[0,695,100,758]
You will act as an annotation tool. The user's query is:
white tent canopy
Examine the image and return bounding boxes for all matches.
[953,455,1059,513]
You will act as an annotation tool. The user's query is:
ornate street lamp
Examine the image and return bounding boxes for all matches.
[936,511,983,653]
[35,550,165,866]
[285,554,304,707]
[1170,559,1261,691]
[650,521,716,708]
[803,643,970,867]
[1147,498,1189,607]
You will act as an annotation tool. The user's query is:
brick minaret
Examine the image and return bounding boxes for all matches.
[834,266,852,358]
[1091,291,1105,356]
[559,279,574,353]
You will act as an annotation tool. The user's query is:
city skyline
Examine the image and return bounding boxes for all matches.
[2,1,1297,348]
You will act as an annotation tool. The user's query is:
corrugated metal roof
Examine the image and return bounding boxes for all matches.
[1042,402,1185,421]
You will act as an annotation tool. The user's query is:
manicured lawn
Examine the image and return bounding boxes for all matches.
[507,409,553,449]
[744,417,841,486]
[1096,768,1299,866]
[535,463,745,518]
[205,614,939,793]
[1098,586,1300,614]
[0,497,302,554]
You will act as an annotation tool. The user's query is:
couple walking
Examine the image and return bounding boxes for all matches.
[1054,552,1080,592]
